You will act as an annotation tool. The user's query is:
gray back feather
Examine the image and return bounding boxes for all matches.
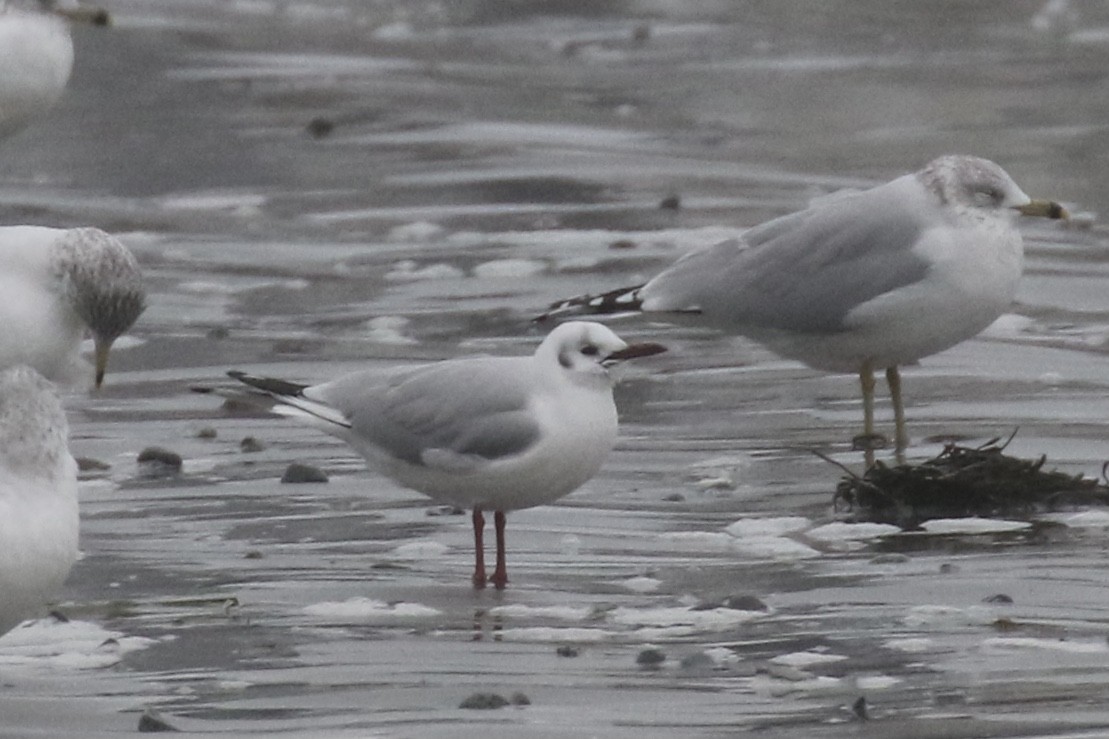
[641,176,931,334]
[316,356,541,467]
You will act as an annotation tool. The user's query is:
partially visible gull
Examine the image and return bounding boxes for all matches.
[0,226,145,388]
[0,365,79,637]
[0,0,109,140]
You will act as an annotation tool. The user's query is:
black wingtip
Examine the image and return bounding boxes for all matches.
[227,370,309,397]
[535,284,647,323]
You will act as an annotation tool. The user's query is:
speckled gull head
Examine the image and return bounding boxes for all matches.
[54,228,146,387]
[917,154,1066,220]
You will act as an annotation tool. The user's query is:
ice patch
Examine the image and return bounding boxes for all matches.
[385,260,464,281]
[387,220,445,242]
[659,531,735,550]
[856,674,901,690]
[303,597,441,620]
[885,637,934,653]
[365,315,417,345]
[390,540,450,559]
[0,619,159,671]
[497,627,611,642]
[472,258,546,279]
[770,650,849,668]
[610,605,761,631]
[617,576,662,593]
[805,522,900,541]
[731,536,820,560]
[918,518,1032,535]
[724,516,810,538]
[488,604,593,621]
[981,313,1035,339]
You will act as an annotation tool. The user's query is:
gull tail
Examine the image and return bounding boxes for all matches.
[226,371,351,430]
[535,283,646,323]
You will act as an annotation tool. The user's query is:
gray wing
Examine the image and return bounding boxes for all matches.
[314,357,542,469]
[640,177,931,333]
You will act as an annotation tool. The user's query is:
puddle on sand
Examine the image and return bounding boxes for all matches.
[2,0,1109,736]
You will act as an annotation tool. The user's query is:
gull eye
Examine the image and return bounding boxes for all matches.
[581,345,600,356]
[972,185,1005,207]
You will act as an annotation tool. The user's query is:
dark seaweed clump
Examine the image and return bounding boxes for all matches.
[833,434,1109,528]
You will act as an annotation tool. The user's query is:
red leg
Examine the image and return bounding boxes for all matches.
[471,508,487,589]
[489,510,508,589]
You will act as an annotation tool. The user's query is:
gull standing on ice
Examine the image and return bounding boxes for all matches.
[0,365,79,637]
[0,0,110,140]
[540,155,1068,462]
[221,322,666,589]
[0,226,146,388]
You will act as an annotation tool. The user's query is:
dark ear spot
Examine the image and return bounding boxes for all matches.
[558,350,573,369]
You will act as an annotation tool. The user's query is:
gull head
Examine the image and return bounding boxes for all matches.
[55,229,146,388]
[919,154,1068,221]
[537,321,666,386]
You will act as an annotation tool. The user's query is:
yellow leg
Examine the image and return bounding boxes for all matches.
[886,365,907,463]
[859,360,876,469]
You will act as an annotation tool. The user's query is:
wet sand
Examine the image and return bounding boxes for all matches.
[2,1,1109,736]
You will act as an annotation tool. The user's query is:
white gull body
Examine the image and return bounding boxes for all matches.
[226,321,665,589]
[0,365,79,637]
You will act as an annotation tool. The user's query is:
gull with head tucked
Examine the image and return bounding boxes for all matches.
[0,365,79,637]
[540,155,1068,463]
[218,321,666,590]
[0,226,146,388]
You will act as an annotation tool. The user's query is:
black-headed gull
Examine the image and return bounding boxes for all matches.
[223,321,665,589]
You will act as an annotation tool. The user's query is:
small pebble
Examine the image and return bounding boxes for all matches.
[636,648,666,667]
[137,707,179,732]
[47,610,69,623]
[306,116,335,138]
[243,550,264,560]
[426,505,465,516]
[852,696,869,721]
[663,492,685,502]
[983,593,1014,604]
[510,692,531,706]
[679,652,714,671]
[195,427,218,440]
[76,457,111,472]
[939,563,959,574]
[205,326,230,340]
[609,239,637,250]
[659,194,681,210]
[240,436,265,453]
[459,692,509,710]
[137,447,183,478]
[556,645,579,658]
[280,463,328,484]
